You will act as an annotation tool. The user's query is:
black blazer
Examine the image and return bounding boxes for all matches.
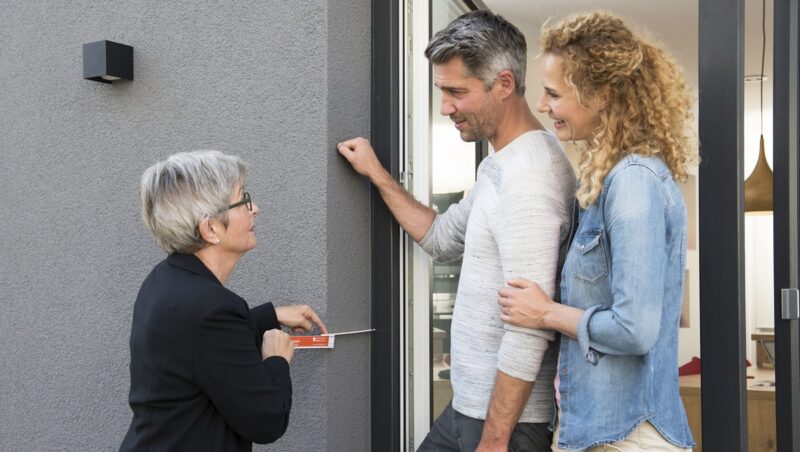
[120,253,291,452]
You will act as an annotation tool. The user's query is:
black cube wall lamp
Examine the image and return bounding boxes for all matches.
[83,40,133,84]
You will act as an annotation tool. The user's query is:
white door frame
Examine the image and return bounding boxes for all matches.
[401,0,434,449]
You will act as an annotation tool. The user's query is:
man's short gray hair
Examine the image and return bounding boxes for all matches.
[140,150,247,254]
[425,10,527,96]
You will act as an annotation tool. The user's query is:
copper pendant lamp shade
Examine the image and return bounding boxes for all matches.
[744,135,773,212]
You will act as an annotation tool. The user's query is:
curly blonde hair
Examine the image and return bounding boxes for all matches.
[540,11,698,208]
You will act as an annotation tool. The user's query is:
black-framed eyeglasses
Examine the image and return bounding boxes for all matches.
[226,192,252,212]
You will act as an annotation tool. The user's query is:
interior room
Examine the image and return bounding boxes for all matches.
[421,0,777,450]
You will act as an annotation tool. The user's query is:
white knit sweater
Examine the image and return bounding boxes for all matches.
[419,130,576,422]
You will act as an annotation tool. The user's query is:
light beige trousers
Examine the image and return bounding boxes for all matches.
[551,419,692,452]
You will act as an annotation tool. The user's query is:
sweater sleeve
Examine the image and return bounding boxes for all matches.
[418,187,477,262]
[192,302,292,444]
[491,169,567,381]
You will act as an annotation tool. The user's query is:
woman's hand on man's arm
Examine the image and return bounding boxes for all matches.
[498,278,582,338]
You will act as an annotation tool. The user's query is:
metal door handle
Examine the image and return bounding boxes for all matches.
[781,288,800,320]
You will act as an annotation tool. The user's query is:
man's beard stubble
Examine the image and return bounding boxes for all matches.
[454,98,498,143]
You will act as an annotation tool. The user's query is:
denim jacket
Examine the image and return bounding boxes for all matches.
[555,154,695,449]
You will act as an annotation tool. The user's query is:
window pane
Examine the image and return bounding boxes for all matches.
[429,0,475,422]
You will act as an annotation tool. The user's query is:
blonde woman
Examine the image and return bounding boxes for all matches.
[497,12,696,451]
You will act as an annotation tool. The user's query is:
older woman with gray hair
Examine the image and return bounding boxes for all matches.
[120,150,327,452]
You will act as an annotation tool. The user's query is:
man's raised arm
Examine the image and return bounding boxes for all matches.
[337,137,435,242]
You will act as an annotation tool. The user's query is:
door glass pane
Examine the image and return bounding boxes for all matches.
[429,0,475,421]
[744,0,777,449]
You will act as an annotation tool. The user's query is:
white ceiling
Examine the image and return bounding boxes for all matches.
[482,0,773,81]
[479,0,775,173]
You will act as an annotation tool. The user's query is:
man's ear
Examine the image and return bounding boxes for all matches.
[197,217,220,245]
[495,69,517,99]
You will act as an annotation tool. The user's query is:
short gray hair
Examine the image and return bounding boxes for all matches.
[425,10,527,96]
[140,150,247,254]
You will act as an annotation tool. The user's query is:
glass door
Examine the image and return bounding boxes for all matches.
[428,0,482,424]
[770,0,800,449]
[390,0,800,450]
[698,0,800,449]
[403,0,483,448]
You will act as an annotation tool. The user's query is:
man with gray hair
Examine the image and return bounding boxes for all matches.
[338,10,575,451]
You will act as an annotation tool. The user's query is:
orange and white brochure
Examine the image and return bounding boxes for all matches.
[290,328,374,349]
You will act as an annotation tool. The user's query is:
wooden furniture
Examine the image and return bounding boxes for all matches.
[752,332,776,369]
[680,368,776,451]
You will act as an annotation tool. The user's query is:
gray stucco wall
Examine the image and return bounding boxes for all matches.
[0,1,371,450]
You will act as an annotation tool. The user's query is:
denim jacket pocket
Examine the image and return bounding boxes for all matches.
[573,230,609,285]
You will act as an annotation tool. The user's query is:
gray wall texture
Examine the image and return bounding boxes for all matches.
[0,1,372,450]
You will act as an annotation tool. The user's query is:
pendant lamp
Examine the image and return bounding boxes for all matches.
[744,136,773,211]
[744,0,773,213]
